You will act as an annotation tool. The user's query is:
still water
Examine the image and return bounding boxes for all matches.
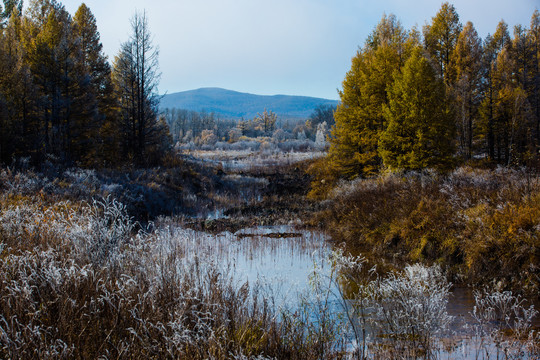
[172,225,332,310]
[167,224,539,359]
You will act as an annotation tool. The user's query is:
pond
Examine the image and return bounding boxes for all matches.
[165,223,539,359]
[168,225,332,311]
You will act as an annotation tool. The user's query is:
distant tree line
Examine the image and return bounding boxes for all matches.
[162,108,236,143]
[324,3,540,181]
[163,104,336,146]
[0,0,170,167]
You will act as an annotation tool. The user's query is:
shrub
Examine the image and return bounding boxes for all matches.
[315,167,540,294]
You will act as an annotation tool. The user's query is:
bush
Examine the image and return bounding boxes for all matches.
[315,167,540,295]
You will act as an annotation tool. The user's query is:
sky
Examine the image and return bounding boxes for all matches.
[35,0,540,100]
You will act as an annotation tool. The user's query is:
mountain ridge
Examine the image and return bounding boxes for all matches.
[159,87,339,120]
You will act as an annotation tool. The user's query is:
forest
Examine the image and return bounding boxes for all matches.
[312,4,540,192]
[0,0,171,167]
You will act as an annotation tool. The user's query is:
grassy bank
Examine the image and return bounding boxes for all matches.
[0,193,349,359]
[0,157,232,223]
[312,166,540,296]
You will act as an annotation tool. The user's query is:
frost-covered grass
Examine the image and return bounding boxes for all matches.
[0,196,348,359]
[184,148,325,174]
[0,194,537,358]
[309,250,539,360]
[316,166,540,296]
[1,162,538,359]
[0,160,229,221]
[179,138,327,154]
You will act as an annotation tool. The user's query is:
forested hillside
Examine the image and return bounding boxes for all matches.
[0,0,171,167]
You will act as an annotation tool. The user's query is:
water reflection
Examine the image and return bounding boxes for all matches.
[165,224,539,359]
[170,225,332,310]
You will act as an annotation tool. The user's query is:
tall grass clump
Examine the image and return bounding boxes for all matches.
[309,250,538,359]
[302,250,458,359]
[315,167,540,295]
[364,264,453,359]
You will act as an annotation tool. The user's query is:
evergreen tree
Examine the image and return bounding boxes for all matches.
[529,11,540,144]
[73,3,115,164]
[379,49,455,170]
[450,21,483,159]
[26,3,89,162]
[0,0,22,27]
[307,104,335,128]
[328,14,417,178]
[491,48,533,164]
[480,21,512,162]
[423,2,462,85]
[0,8,40,164]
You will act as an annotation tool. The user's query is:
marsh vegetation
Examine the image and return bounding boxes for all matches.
[1,151,539,359]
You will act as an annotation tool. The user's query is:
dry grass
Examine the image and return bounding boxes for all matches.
[1,163,539,359]
[315,167,540,296]
[0,190,349,359]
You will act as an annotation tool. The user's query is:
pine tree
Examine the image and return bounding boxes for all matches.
[480,21,511,161]
[491,48,533,165]
[0,0,22,27]
[379,49,455,170]
[0,8,40,163]
[73,3,115,165]
[529,11,540,144]
[423,2,462,85]
[450,21,483,159]
[328,14,417,178]
[21,0,100,164]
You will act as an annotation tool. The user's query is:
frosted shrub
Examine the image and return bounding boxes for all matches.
[68,197,136,266]
[259,140,276,153]
[0,200,74,249]
[277,139,314,152]
[328,250,372,359]
[306,251,454,359]
[0,168,42,194]
[0,250,83,358]
[471,289,539,359]
[365,264,453,358]
[62,168,101,196]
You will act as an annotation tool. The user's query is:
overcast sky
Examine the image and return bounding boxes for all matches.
[40,0,539,99]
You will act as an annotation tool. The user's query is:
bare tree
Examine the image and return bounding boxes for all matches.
[113,10,169,163]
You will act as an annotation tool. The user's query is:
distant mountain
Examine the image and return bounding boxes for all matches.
[159,87,339,120]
